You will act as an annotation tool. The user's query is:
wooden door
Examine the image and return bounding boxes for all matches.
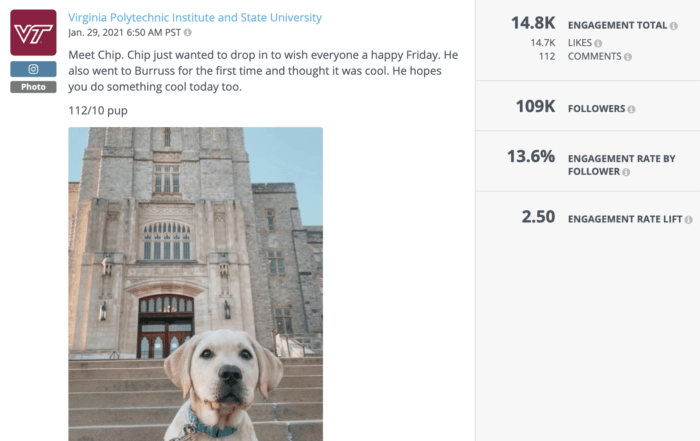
[139,333,166,359]
[165,322,193,356]
[139,325,192,358]
[166,331,191,355]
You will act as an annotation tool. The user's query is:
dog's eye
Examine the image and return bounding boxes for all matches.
[240,349,252,360]
[200,349,213,359]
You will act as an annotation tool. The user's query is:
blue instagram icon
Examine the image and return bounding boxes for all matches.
[28,64,39,75]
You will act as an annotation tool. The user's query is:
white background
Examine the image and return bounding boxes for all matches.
[2,1,474,440]
[477,2,699,440]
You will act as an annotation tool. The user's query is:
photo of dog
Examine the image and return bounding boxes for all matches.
[68,128,323,441]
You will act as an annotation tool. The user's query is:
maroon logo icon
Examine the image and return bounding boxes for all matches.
[11,9,56,56]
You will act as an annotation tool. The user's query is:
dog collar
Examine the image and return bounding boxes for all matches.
[188,406,238,438]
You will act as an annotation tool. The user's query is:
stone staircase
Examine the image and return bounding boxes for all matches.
[69,357,323,441]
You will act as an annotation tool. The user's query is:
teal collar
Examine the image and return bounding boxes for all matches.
[188,406,238,438]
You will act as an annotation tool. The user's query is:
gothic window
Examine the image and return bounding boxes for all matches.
[153,235,161,259]
[267,250,286,275]
[274,308,293,334]
[154,165,180,193]
[313,246,323,268]
[143,223,192,261]
[164,127,171,147]
[154,337,163,358]
[143,231,152,259]
[138,295,194,316]
[266,210,275,231]
[140,337,150,358]
[183,234,191,259]
[164,235,171,259]
[170,336,179,351]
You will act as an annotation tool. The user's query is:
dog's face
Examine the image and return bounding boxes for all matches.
[188,331,258,406]
[164,330,283,408]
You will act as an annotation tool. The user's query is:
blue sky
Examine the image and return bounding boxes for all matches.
[68,128,323,225]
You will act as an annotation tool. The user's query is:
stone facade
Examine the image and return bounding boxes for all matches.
[69,128,323,359]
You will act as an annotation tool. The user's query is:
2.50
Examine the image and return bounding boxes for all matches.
[522,210,555,223]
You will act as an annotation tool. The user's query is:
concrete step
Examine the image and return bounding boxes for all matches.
[69,357,322,370]
[276,357,323,366]
[69,402,322,426]
[69,420,322,441]
[69,365,322,380]
[69,375,323,393]
[70,388,323,408]
[69,378,177,393]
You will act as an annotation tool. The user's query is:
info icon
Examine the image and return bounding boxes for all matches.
[10,9,57,56]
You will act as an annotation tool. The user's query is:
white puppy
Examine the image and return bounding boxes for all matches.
[164,330,284,440]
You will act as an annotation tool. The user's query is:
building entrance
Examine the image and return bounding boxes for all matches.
[137,294,194,359]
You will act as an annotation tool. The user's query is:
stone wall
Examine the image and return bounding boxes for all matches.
[253,184,324,336]
[307,230,323,280]
[69,183,80,248]
[68,182,82,349]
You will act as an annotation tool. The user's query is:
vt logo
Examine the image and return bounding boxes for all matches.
[14,24,54,44]
[10,10,56,56]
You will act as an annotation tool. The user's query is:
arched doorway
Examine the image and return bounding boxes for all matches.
[137,294,194,359]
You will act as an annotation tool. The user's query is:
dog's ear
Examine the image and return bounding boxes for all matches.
[164,333,204,400]
[248,334,284,399]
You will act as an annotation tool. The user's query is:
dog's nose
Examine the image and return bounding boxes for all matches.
[218,365,243,384]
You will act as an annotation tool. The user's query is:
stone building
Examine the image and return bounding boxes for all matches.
[68,128,323,360]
